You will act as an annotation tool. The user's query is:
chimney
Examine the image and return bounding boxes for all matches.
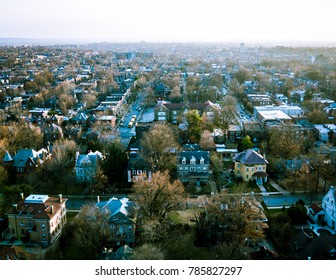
[75,151,79,162]
[58,194,62,203]
[97,196,100,203]
[12,204,17,210]
[20,193,24,200]
[50,205,54,214]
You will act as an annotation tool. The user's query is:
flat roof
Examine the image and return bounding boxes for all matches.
[24,194,49,204]
[258,110,292,121]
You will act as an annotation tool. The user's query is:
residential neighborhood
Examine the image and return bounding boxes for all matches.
[0,42,336,261]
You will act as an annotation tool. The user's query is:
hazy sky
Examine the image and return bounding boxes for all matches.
[1,0,335,44]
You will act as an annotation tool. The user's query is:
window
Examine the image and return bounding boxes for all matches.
[203,167,207,172]
[41,224,45,230]
[190,167,196,172]
[179,167,183,171]
[246,175,249,179]
[197,167,201,172]
[190,156,196,165]
[20,222,24,227]
[184,167,188,171]
[246,167,249,172]
[21,229,25,234]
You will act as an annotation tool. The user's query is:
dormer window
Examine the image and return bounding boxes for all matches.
[190,156,196,165]
[200,157,204,164]
[182,157,186,164]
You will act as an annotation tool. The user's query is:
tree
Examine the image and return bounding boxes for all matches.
[0,184,34,216]
[101,140,128,184]
[233,69,251,84]
[237,135,253,152]
[195,194,265,245]
[131,243,166,260]
[268,126,302,159]
[199,130,216,151]
[214,106,235,142]
[140,123,179,172]
[132,170,185,223]
[185,109,202,143]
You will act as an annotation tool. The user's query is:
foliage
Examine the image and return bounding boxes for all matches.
[140,123,179,172]
[132,170,185,223]
[131,243,166,260]
[199,130,216,151]
[195,194,265,245]
[237,135,253,152]
[185,109,202,143]
[268,126,303,159]
[101,140,128,184]
[0,184,34,216]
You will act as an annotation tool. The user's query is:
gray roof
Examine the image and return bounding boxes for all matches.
[233,149,268,165]
[178,151,210,164]
[96,197,134,223]
[12,148,40,167]
[76,151,102,168]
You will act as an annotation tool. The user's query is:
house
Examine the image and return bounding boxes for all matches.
[75,150,103,182]
[227,124,242,143]
[127,152,152,183]
[308,204,325,224]
[96,197,136,245]
[289,229,336,259]
[154,100,220,124]
[233,149,268,184]
[314,125,330,142]
[216,144,238,161]
[177,150,210,184]
[2,148,51,175]
[0,245,37,260]
[5,194,67,245]
[322,186,336,230]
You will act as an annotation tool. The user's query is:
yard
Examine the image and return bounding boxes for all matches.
[166,210,215,260]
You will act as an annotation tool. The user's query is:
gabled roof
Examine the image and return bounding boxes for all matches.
[12,148,39,167]
[76,151,102,168]
[96,197,134,222]
[233,149,268,165]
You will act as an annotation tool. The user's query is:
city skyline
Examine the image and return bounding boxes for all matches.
[1,0,336,45]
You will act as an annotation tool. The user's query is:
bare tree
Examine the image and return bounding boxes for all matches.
[132,170,185,223]
[140,123,179,172]
[131,243,166,260]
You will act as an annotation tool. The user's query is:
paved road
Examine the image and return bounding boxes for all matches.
[65,192,325,210]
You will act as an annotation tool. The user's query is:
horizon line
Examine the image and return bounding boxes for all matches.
[1,37,336,47]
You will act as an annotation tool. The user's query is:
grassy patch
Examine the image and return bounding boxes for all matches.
[66,211,78,223]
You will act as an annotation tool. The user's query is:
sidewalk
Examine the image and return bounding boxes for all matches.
[268,179,290,195]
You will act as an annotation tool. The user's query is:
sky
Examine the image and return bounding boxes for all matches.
[1,0,336,44]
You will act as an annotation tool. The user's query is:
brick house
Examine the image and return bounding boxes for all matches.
[6,194,67,245]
